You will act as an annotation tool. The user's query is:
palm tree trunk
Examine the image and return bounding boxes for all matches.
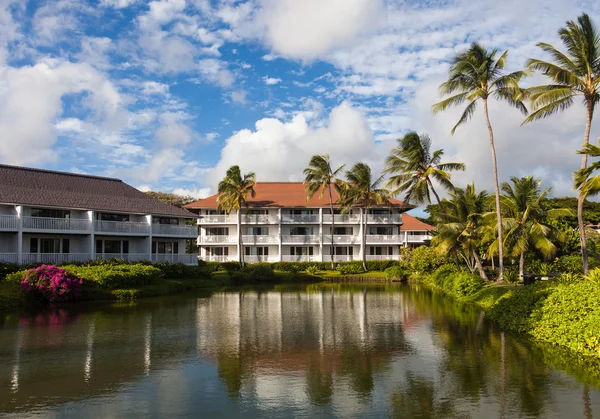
[237,209,243,268]
[426,178,442,204]
[483,98,504,281]
[472,248,488,281]
[519,250,525,280]
[578,100,594,275]
[328,185,335,269]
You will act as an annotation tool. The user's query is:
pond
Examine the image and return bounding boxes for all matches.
[0,284,599,418]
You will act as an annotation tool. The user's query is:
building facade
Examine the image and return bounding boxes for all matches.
[185,183,434,263]
[0,165,198,265]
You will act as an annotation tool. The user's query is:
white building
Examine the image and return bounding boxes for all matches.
[184,182,434,263]
[0,165,198,265]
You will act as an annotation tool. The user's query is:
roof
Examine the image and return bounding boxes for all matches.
[184,182,412,210]
[0,164,195,217]
[399,214,435,231]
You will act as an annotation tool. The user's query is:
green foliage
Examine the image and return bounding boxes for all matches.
[503,268,520,284]
[143,191,197,208]
[152,261,208,279]
[65,264,161,289]
[526,260,555,275]
[232,263,276,282]
[558,272,583,283]
[409,246,447,274]
[451,272,485,298]
[485,285,551,333]
[204,261,241,273]
[365,260,398,271]
[384,266,409,281]
[431,264,458,288]
[0,262,20,281]
[305,265,320,276]
[336,262,364,275]
[554,254,586,273]
[585,268,600,282]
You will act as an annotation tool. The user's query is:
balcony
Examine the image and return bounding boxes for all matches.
[367,214,403,224]
[0,253,18,263]
[95,220,150,235]
[244,255,278,263]
[0,215,18,231]
[323,235,359,244]
[242,214,278,224]
[367,234,403,243]
[281,214,319,224]
[198,215,237,224]
[95,253,150,262]
[323,214,360,223]
[281,235,320,244]
[242,235,279,244]
[22,217,91,232]
[151,253,198,265]
[282,255,319,262]
[152,224,197,236]
[203,255,231,262]
[406,234,432,242]
[22,253,92,264]
[199,235,237,244]
[365,255,397,260]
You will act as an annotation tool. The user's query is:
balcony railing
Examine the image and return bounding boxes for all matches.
[323,235,359,244]
[0,253,18,263]
[151,253,198,264]
[329,255,354,262]
[281,255,319,262]
[242,235,279,244]
[199,215,237,224]
[367,214,403,224]
[406,234,432,242]
[242,214,278,224]
[199,235,237,244]
[0,215,18,230]
[203,255,231,262]
[152,224,197,236]
[244,255,278,263]
[22,217,91,231]
[366,255,397,260]
[323,214,361,223]
[281,235,320,244]
[95,253,150,262]
[281,214,319,223]
[95,220,150,234]
[367,234,403,243]
[22,253,92,264]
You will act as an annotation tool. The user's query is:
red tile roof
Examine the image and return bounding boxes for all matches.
[399,214,435,231]
[184,182,412,210]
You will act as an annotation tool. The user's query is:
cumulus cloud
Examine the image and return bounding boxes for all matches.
[263,76,281,85]
[229,90,248,105]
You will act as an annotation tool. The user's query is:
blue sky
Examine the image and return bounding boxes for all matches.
[1,0,599,207]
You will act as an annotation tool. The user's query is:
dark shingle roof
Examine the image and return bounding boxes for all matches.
[0,165,195,218]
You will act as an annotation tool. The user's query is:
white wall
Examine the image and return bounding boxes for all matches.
[0,205,17,216]
[22,234,90,253]
[0,233,17,252]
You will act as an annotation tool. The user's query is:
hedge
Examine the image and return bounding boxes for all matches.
[65,265,162,288]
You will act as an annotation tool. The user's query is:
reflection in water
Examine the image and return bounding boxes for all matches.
[0,285,599,418]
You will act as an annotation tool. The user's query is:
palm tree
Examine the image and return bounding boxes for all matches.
[523,13,600,275]
[303,155,345,269]
[499,176,573,279]
[432,43,528,281]
[384,132,466,205]
[216,165,256,267]
[338,163,391,271]
[432,184,490,280]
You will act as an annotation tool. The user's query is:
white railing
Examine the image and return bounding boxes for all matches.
[242,214,278,224]
[22,253,91,264]
[281,235,320,244]
[95,253,150,262]
[22,217,91,231]
[152,224,197,236]
[244,255,278,263]
[323,235,359,244]
[367,214,403,224]
[365,255,397,260]
[202,255,232,262]
[0,215,18,230]
[95,220,150,234]
[199,235,237,244]
[242,235,279,244]
[199,215,237,224]
[151,253,198,264]
[367,234,403,243]
[406,234,432,242]
[281,255,319,262]
[330,255,354,262]
[0,253,18,263]
[281,214,319,223]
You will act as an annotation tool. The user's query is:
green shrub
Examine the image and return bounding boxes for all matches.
[0,262,20,281]
[432,264,458,288]
[503,268,520,284]
[409,246,446,274]
[451,272,485,298]
[365,260,398,271]
[336,262,364,275]
[526,260,555,275]
[558,272,584,283]
[554,255,585,274]
[65,264,161,289]
[5,270,26,283]
[384,266,408,281]
[305,265,320,276]
[585,268,600,282]
[486,285,551,333]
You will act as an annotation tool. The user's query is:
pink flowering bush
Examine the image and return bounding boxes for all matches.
[20,265,83,303]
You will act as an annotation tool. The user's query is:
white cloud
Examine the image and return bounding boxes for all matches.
[172,187,211,198]
[230,90,248,105]
[197,58,234,87]
[155,112,192,147]
[141,80,170,96]
[204,132,219,142]
[77,37,112,70]
[100,0,139,8]
[263,76,281,85]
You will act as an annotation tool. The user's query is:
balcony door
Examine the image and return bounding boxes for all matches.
[30,238,69,254]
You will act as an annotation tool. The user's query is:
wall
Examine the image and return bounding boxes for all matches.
[0,233,17,252]
[21,234,90,253]
[0,205,17,216]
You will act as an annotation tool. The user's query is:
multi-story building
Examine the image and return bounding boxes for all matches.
[185,182,434,263]
[0,165,198,265]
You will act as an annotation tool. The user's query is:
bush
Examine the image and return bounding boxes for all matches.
[384,266,409,281]
[0,262,20,281]
[65,264,161,288]
[503,268,520,284]
[19,265,82,303]
[554,254,586,274]
[526,260,556,275]
[365,260,398,271]
[153,261,208,279]
[451,272,485,298]
[305,265,320,276]
[432,264,458,288]
[336,262,364,275]
[585,268,600,282]
[409,246,447,274]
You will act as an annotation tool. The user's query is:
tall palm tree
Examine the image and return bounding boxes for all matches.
[216,165,256,267]
[384,131,466,205]
[303,155,345,269]
[432,43,529,281]
[432,184,490,280]
[338,163,391,271]
[499,176,573,279]
[523,13,600,275]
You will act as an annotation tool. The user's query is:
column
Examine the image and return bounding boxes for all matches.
[358,208,364,261]
[199,223,205,260]
[319,208,323,262]
[16,206,22,265]
[88,210,95,261]
[404,231,408,247]
[146,215,153,262]
[278,208,282,262]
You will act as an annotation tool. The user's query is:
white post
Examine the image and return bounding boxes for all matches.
[236,209,241,264]
[358,208,364,261]
[16,206,23,265]
[278,208,282,262]
[88,210,95,261]
[319,208,323,262]
[404,231,408,247]
[146,215,153,262]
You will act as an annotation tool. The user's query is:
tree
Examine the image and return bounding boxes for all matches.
[216,166,256,267]
[338,163,391,271]
[432,184,490,280]
[384,132,466,205]
[499,176,573,279]
[524,13,600,274]
[432,43,528,281]
[144,191,197,208]
[303,155,345,269]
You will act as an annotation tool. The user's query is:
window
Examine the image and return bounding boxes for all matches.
[31,208,70,218]
[369,246,393,256]
[245,246,269,256]
[207,247,229,256]
[104,240,122,254]
[153,217,179,225]
[291,209,313,215]
[30,238,38,253]
[207,210,225,215]
[246,227,267,235]
[290,227,312,235]
[290,247,313,256]
[206,227,229,236]
[248,209,268,215]
[154,241,180,254]
[370,209,391,215]
[369,227,393,235]
[62,239,70,254]
[331,247,353,256]
[40,239,61,254]
[332,227,353,235]
[97,213,129,222]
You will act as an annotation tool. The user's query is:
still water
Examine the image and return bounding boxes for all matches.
[0,284,599,418]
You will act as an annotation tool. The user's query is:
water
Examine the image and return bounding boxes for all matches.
[0,283,599,418]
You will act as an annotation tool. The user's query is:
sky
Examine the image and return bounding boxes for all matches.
[0,0,599,210]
